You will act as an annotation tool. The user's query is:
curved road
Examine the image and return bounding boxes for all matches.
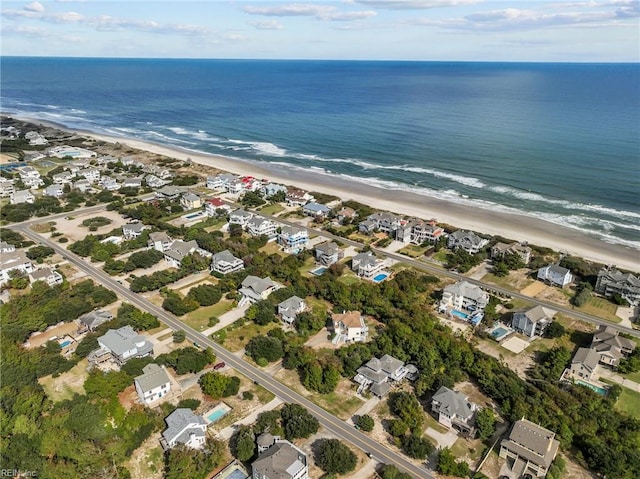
[13,224,433,479]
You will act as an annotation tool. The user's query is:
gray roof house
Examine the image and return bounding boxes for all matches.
[122,222,148,240]
[499,419,560,479]
[439,280,489,313]
[302,202,331,218]
[161,408,207,450]
[0,241,15,253]
[567,347,600,382]
[537,264,573,288]
[314,241,341,266]
[595,267,640,306]
[238,276,280,307]
[134,364,172,406]
[10,189,35,205]
[246,216,278,237]
[353,354,418,397]
[148,231,173,252]
[447,230,489,254]
[229,208,254,227]
[77,309,114,332]
[97,326,153,366]
[351,251,385,279]
[591,325,636,368]
[28,267,63,287]
[44,184,64,198]
[431,386,478,436]
[511,306,556,339]
[252,433,309,479]
[277,296,307,325]
[210,249,244,275]
[164,240,211,268]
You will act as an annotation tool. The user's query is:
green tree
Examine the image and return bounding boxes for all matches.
[223,376,241,397]
[357,414,375,432]
[198,371,230,399]
[388,392,424,434]
[402,434,434,459]
[380,464,413,479]
[437,447,470,477]
[246,335,284,363]
[173,330,186,343]
[475,408,496,441]
[388,419,408,438]
[187,284,222,307]
[314,439,357,475]
[231,426,255,462]
[545,321,566,338]
[281,404,319,440]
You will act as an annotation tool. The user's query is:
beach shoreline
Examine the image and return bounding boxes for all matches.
[13,115,640,272]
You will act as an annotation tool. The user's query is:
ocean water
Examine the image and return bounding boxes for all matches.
[1,57,639,249]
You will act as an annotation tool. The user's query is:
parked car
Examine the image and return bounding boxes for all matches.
[214,362,226,370]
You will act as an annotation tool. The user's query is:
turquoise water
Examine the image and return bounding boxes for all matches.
[451,310,469,320]
[59,340,72,348]
[185,212,203,219]
[575,379,608,396]
[491,327,508,338]
[311,266,327,276]
[372,272,389,283]
[207,408,229,423]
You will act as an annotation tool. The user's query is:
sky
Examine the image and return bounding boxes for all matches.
[1,0,639,61]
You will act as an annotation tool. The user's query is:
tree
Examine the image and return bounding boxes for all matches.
[26,245,55,263]
[199,371,230,399]
[402,434,434,459]
[314,439,357,475]
[84,370,132,399]
[357,414,374,432]
[380,464,413,479]
[241,191,266,207]
[437,447,470,477]
[475,408,496,440]
[572,282,593,307]
[188,284,222,307]
[545,321,566,338]
[223,376,241,397]
[388,392,423,434]
[246,335,284,363]
[231,426,255,462]
[388,419,408,438]
[173,330,186,343]
[229,223,243,238]
[281,404,319,440]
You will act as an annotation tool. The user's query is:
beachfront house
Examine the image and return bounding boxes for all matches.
[537,264,573,288]
[567,347,600,382]
[145,174,169,188]
[180,192,202,210]
[77,310,114,333]
[278,226,309,253]
[229,208,254,227]
[0,178,15,197]
[359,212,402,236]
[96,326,154,366]
[25,131,48,145]
[511,305,556,339]
[491,242,532,266]
[431,386,478,437]
[353,354,418,397]
[163,240,211,268]
[161,408,207,450]
[122,222,149,240]
[148,232,173,252]
[261,182,287,199]
[439,280,489,319]
[28,267,63,287]
[0,252,34,286]
[331,311,368,345]
[285,188,314,207]
[278,296,307,325]
[47,145,97,159]
[591,325,636,368]
[246,216,278,237]
[397,219,445,245]
[447,230,489,254]
[595,267,640,306]
[238,276,281,307]
[336,206,357,224]
[10,189,35,205]
[155,185,185,200]
[207,173,238,190]
[252,433,309,479]
[351,251,385,279]
[314,241,342,266]
[134,364,172,406]
[302,202,331,219]
[204,197,231,217]
[210,250,244,275]
[499,419,559,479]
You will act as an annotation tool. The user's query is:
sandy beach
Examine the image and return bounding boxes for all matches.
[16,116,640,272]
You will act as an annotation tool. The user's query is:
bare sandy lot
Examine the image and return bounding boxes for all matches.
[38,209,128,242]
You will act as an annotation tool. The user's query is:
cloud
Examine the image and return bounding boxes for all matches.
[353,0,482,9]
[2,23,82,42]
[242,3,376,21]
[251,19,285,30]
[24,1,44,13]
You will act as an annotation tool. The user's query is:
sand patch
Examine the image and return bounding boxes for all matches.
[501,336,530,354]
[520,281,546,297]
[47,210,128,242]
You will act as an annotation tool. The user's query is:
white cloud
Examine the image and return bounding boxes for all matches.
[251,19,285,30]
[24,1,44,13]
[354,0,482,9]
[242,3,376,21]
[3,23,82,42]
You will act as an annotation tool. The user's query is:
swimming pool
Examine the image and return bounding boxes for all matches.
[59,340,72,348]
[451,309,469,320]
[372,272,390,283]
[575,379,608,396]
[184,212,206,220]
[491,327,508,338]
[310,266,327,276]
[204,403,232,424]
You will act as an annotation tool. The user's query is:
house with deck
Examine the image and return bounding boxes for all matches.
[238,276,281,306]
[247,216,278,237]
[180,192,202,210]
[161,408,207,450]
[591,325,636,368]
[134,364,172,406]
[28,267,63,287]
[252,433,309,479]
[595,267,640,306]
[302,202,331,219]
[122,222,149,240]
[229,208,254,227]
[96,326,154,366]
[0,242,15,253]
[148,232,173,252]
[447,230,489,254]
[353,354,418,397]
[0,251,34,285]
[77,309,114,333]
[351,251,385,279]
[491,242,532,265]
[52,171,73,184]
[210,250,244,275]
[439,280,489,324]
[0,177,15,197]
[278,296,307,325]
[499,419,559,479]
[431,386,478,437]
[331,311,368,345]
[567,347,600,382]
[204,197,231,217]
[17,166,44,188]
[10,189,35,205]
[261,182,287,199]
[537,264,572,288]
[278,226,309,253]
[336,206,357,224]
[207,173,238,190]
[314,241,341,266]
[163,240,211,268]
[399,219,445,245]
[511,306,556,339]
[285,188,313,207]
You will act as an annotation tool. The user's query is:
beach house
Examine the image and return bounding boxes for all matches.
[148,232,173,252]
[595,267,640,305]
[491,242,532,265]
[252,433,309,479]
[161,408,207,450]
[302,202,331,219]
[0,251,34,286]
[351,251,385,279]
[537,264,573,288]
[28,267,63,287]
[17,166,44,188]
[567,347,600,382]
[278,226,309,253]
[0,241,16,253]
[336,206,357,224]
[499,419,559,479]
[314,241,341,266]
[134,364,172,406]
[145,174,169,188]
[78,168,101,183]
[246,216,278,237]
[180,192,202,210]
[285,188,314,207]
[331,311,368,345]
[261,182,287,198]
[73,179,91,193]
[10,189,35,205]
[122,222,149,240]
[123,177,143,189]
[207,173,238,190]
[25,131,48,145]
[96,326,154,366]
[591,325,636,368]
[210,250,244,275]
[403,219,445,245]
[52,171,73,184]
[439,280,489,316]
[360,212,402,236]
[0,178,15,197]
[353,354,418,397]
[99,176,121,191]
[238,276,281,306]
[511,305,556,339]
[77,310,114,333]
[229,208,254,227]
[163,240,211,268]
[278,296,307,325]
[431,386,478,436]
[155,185,185,200]
[447,230,489,254]
[204,197,231,217]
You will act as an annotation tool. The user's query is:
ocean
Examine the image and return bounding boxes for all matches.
[1,57,639,249]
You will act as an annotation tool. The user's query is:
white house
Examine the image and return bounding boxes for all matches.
[0,241,16,253]
[278,226,309,253]
[96,326,154,366]
[204,197,231,217]
[0,252,34,285]
[353,354,418,397]
[10,189,35,205]
[229,209,254,227]
[331,311,368,345]
[122,222,149,240]
[431,386,478,436]
[25,131,48,145]
[43,184,64,198]
[162,408,207,450]
[261,183,287,198]
[439,280,489,314]
[210,250,244,275]
[78,168,101,183]
[17,166,44,188]
[207,173,238,190]
[447,230,489,254]
[537,264,573,288]
[0,177,15,197]
[278,296,307,325]
[512,305,556,338]
[134,364,172,406]
[145,174,169,188]
[46,145,97,159]
[180,192,202,210]
[351,251,385,279]
[148,232,173,252]
[99,176,121,191]
[246,216,278,237]
[28,267,63,287]
[285,188,314,207]
[52,171,73,184]
[122,177,143,189]
[238,276,281,306]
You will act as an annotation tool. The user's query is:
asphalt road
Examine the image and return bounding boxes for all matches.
[13,223,434,479]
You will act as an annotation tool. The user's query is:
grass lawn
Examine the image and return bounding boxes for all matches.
[424,412,449,434]
[613,384,640,419]
[622,370,640,383]
[450,436,484,462]
[576,297,621,323]
[183,300,234,332]
[220,322,281,352]
[39,360,87,402]
[259,203,285,216]
[337,274,361,286]
[347,232,376,244]
[158,332,174,341]
[306,296,332,315]
[431,249,450,263]
[398,244,427,258]
[137,445,164,478]
[145,323,169,336]
[260,241,287,257]
[481,273,519,291]
[298,256,318,275]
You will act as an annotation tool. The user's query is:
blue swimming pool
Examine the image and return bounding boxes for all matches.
[206,404,231,423]
[59,340,72,348]
[184,212,204,220]
[311,266,327,276]
[575,379,608,396]
[491,327,508,338]
[372,272,389,283]
[451,310,469,320]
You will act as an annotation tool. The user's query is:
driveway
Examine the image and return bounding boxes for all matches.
[202,304,250,336]
[425,427,458,449]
